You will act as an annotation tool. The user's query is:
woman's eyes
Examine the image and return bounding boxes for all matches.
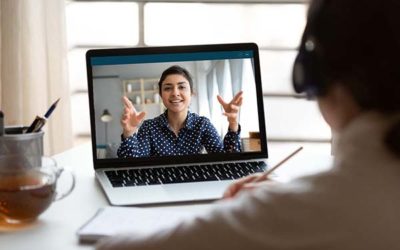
[163,86,186,91]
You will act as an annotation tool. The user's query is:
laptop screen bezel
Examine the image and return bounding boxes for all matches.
[86,43,268,169]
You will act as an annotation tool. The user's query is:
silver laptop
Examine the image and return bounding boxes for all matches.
[86,43,269,205]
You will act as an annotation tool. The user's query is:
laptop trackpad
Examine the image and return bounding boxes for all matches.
[107,181,233,206]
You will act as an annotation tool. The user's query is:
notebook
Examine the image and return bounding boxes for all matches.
[86,43,269,205]
[78,206,194,243]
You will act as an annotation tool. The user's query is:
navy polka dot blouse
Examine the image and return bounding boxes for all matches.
[117,111,241,158]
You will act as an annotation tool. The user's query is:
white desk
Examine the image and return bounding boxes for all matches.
[0,142,332,250]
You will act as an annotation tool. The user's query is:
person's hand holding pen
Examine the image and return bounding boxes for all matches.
[222,173,273,199]
[223,147,304,199]
[121,96,146,138]
[217,91,243,132]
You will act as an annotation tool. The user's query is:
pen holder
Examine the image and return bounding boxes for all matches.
[0,126,44,169]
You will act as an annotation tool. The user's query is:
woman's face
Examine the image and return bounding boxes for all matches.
[160,74,192,114]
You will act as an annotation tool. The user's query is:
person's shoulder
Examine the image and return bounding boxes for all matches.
[137,118,160,136]
[189,111,207,121]
[140,116,160,129]
[192,115,217,132]
[151,112,169,127]
[189,112,211,125]
[141,118,153,126]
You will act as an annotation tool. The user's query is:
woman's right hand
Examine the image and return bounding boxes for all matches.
[222,173,272,199]
[121,96,146,138]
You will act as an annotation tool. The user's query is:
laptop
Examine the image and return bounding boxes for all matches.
[86,43,269,205]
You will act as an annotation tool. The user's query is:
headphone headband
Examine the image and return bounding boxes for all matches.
[292,0,328,98]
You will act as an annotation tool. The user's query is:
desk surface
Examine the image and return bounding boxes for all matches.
[0,142,332,250]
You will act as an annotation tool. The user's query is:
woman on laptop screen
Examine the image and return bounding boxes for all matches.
[117,65,243,158]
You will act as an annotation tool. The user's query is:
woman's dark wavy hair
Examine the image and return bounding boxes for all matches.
[311,0,400,157]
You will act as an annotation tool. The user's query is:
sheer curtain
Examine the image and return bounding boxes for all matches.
[216,60,233,137]
[0,0,72,154]
[240,58,258,137]
[203,60,244,137]
[209,69,223,136]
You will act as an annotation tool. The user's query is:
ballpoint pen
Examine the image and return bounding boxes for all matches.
[44,98,60,119]
[26,98,60,133]
[0,110,4,136]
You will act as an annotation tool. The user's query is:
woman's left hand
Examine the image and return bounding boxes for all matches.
[217,91,243,132]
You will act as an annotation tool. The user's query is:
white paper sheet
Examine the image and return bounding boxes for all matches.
[77,206,193,243]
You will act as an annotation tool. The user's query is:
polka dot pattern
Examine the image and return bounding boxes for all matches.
[117,111,242,158]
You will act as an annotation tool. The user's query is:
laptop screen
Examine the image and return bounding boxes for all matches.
[86,43,268,169]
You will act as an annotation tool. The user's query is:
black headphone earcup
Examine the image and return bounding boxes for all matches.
[292,0,328,98]
[292,39,326,98]
[292,53,306,94]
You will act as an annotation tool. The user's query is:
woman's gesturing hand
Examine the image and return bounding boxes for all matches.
[217,91,243,132]
[121,96,146,138]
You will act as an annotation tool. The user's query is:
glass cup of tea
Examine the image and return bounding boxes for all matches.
[0,155,75,224]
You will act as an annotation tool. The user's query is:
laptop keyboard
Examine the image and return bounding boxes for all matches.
[105,161,267,188]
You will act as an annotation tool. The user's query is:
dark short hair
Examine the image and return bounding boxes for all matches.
[158,65,194,95]
[309,0,400,156]
[310,0,400,112]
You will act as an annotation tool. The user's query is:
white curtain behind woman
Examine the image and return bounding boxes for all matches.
[209,69,223,136]
[239,58,259,137]
[217,60,233,137]
[0,0,72,154]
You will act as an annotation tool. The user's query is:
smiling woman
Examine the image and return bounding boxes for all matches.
[117,65,243,158]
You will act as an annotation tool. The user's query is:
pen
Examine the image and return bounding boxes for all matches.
[44,98,60,119]
[0,110,4,136]
[25,116,47,133]
[255,146,303,181]
[26,98,60,133]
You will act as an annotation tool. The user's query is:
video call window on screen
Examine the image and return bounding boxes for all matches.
[91,51,261,159]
